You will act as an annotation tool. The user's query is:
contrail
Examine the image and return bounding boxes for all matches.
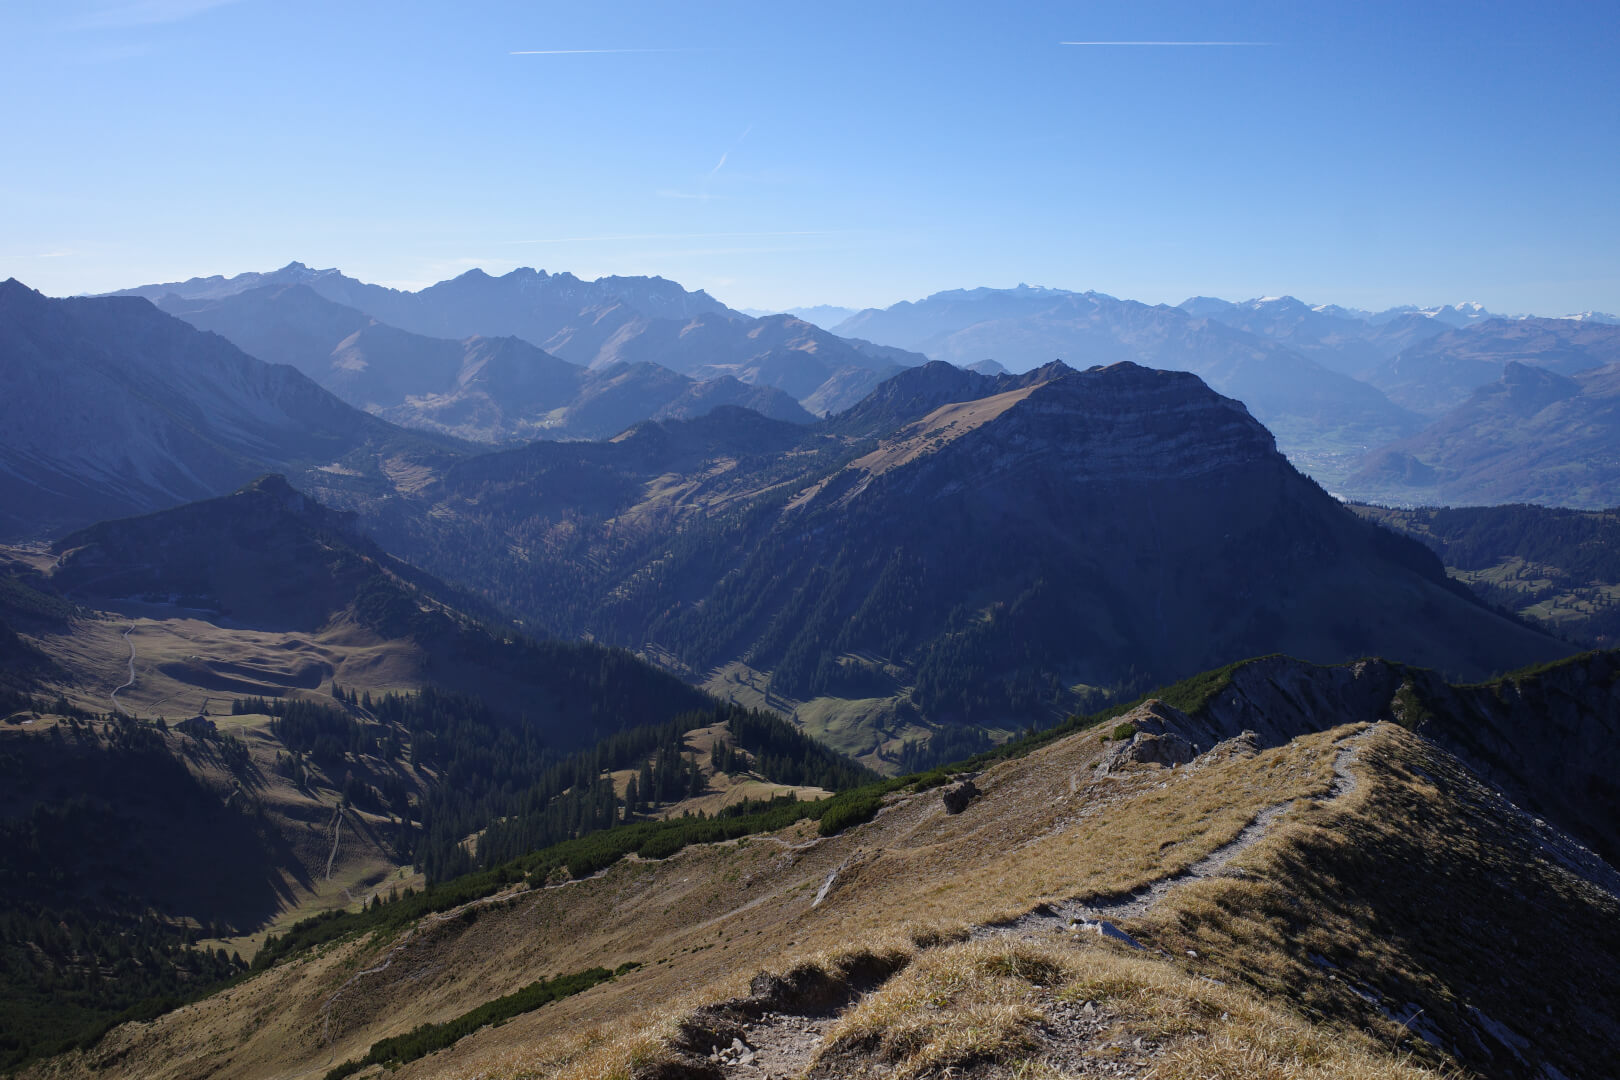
[510,48,701,55]
[1060,41,1272,46]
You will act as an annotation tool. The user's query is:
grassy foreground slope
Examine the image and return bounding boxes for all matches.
[29,653,1618,1080]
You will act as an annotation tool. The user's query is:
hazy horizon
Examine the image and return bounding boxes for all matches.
[31,259,1611,323]
[3,0,1616,314]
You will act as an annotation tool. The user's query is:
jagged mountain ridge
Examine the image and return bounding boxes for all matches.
[110,261,739,324]
[155,284,813,441]
[1127,650,1620,865]
[117,264,926,417]
[0,280,465,542]
[1178,295,1453,378]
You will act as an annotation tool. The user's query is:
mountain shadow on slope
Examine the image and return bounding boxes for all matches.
[367,361,1567,756]
[0,280,465,542]
[48,475,713,742]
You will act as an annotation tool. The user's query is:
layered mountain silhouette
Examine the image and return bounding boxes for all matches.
[835,286,1620,499]
[381,360,1564,758]
[1345,360,1620,508]
[112,261,738,324]
[156,284,813,441]
[1365,316,1620,417]
[1178,295,1452,378]
[0,280,463,541]
[831,286,1425,481]
[119,264,924,416]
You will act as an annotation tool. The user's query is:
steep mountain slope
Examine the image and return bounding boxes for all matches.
[0,280,463,542]
[835,286,1424,485]
[30,652,1620,1080]
[1368,316,1620,417]
[156,285,813,440]
[378,362,1564,766]
[1352,502,1620,647]
[0,476,885,1068]
[1345,361,1620,508]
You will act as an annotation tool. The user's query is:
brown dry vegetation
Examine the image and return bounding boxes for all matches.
[23,717,1617,1080]
[806,937,1440,1080]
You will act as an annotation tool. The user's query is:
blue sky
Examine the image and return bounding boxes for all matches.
[2,0,1616,314]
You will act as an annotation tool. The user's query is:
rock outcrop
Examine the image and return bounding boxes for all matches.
[940,779,982,814]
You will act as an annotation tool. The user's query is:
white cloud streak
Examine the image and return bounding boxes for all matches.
[1060,40,1272,46]
[509,48,704,55]
[710,124,753,176]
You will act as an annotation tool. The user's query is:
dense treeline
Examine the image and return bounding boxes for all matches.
[256,775,910,972]
[895,724,993,774]
[715,708,873,790]
[323,965,630,1080]
[0,904,244,1071]
[1381,504,1620,578]
[1359,504,1620,645]
[401,693,872,879]
[0,719,266,1071]
[263,679,873,883]
[260,699,374,762]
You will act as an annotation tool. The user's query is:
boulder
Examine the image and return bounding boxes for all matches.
[941,779,982,814]
[1123,731,1197,767]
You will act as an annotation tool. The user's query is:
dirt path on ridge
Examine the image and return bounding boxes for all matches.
[713,728,1373,1079]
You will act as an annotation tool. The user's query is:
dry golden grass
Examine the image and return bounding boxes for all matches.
[36,712,1613,1080]
[1133,723,1620,1080]
[814,936,1439,1080]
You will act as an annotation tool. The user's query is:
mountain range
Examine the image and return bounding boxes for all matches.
[91,264,1620,505]
[1345,360,1620,507]
[4,257,1619,1080]
[366,359,1563,767]
[0,279,463,541]
[0,272,1570,763]
[120,263,923,418]
[832,284,1620,500]
[155,283,814,442]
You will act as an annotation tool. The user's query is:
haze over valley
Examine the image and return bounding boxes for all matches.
[2,3,1617,1079]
